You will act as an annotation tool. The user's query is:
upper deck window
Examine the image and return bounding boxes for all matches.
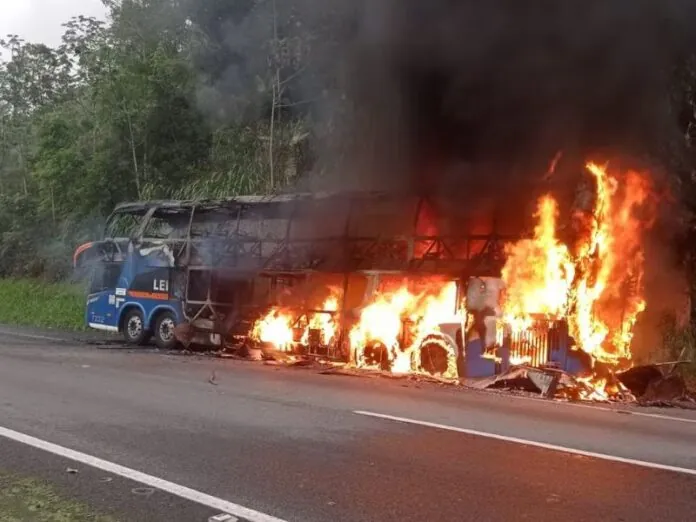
[105,212,141,239]
[143,209,191,240]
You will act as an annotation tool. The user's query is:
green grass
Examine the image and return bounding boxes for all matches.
[0,279,86,331]
[0,472,118,522]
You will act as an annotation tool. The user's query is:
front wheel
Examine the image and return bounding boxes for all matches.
[122,308,149,346]
[154,311,179,350]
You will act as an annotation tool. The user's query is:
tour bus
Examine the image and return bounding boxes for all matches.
[72,196,337,351]
[73,193,584,378]
[73,193,487,355]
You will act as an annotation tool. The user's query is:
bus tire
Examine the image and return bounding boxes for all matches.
[122,308,149,346]
[153,310,179,351]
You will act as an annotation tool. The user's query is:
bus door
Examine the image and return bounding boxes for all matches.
[85,241,127,332]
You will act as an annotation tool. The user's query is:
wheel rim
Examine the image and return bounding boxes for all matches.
[127,315,143,339]
[159,317,175,343]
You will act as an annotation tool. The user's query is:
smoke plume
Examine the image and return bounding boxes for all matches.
[335,0,696,200]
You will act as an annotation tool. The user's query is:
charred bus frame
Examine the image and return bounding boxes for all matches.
[82,191,523,363]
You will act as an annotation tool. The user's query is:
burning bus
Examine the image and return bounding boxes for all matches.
[73,162,655,393]
[73,190,522,375]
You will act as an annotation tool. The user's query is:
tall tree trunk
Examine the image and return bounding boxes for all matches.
[125,110,140,198]
[268,0,279,192]
[50,185,56,224]
[18,143,28,196]
[269,75,277,191]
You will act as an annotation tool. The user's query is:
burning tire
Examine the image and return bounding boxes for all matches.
[362,342,391,371]
[416,334,458,379]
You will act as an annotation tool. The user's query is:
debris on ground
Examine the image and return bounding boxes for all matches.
[209,514,239,522]
[173,323,194,349]
[475,359,694,406]
[616,365,663,397]
[319,365,458,385]
[618,361,694,406]
[130,487,154,497]
[173,337,695,409]
[479,365,636,402]
[483,366,561,398]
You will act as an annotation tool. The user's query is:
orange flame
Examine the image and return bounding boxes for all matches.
[570,163,652,364]
[502,161,653,373]
[501,196,575,330]
[350,280,459,377]
[251,309,294,351]
[252,291,341,352]
[303,295,340,346]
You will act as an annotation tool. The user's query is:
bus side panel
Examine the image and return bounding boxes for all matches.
[85,291,120,332]
[115,298,184,331]
[85,239,186,334]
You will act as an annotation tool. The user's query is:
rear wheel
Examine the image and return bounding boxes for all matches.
[122,308,149,345]
[154,311,179,350]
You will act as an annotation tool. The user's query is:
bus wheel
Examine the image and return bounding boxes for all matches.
[154,311,179,350]
[122,308,149,346]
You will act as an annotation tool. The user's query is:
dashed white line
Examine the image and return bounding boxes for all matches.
[0,425,288,522]
[354,410,696,477]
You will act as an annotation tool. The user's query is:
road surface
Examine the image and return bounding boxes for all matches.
[0,326,695,522]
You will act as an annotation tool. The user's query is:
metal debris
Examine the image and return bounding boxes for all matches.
[618,362,693,404]
[616,365,663,397]
[642,374,688,402]
[485,366,560,397]
[131,487,155,496]
[209,514,239,522]
[526,368,560,398]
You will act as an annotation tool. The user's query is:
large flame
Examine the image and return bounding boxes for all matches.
[303,295,340,346]
[252,291,341,352]
[502,162,653,372]
[251,309,294,351]
[501,196,575,331]
[249,161,652,399]
[570,162,651,364]
[350,280,459,377]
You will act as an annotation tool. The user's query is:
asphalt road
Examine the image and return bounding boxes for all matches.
[0,326,695,522]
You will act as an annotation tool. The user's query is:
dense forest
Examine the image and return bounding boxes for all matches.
[2,0,696,290]
[0,0,352,279]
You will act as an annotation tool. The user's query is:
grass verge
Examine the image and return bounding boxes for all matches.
[0,279,86,331]
[0,471,117,522]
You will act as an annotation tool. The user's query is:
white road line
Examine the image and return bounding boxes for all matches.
[566,403,696,424]
[0,330,70,343]
[497,391,696,425]
[354,410,696,477]
[0,425,288,522]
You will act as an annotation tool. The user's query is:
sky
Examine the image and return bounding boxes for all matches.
[0,0,107,48]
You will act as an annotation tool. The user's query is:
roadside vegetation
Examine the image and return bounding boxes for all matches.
[660,315,696,384]
[0,0,336,280]
[0,279,85,331]
[0,471,117,522]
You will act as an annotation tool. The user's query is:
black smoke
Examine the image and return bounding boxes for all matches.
[335,0,696,199]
